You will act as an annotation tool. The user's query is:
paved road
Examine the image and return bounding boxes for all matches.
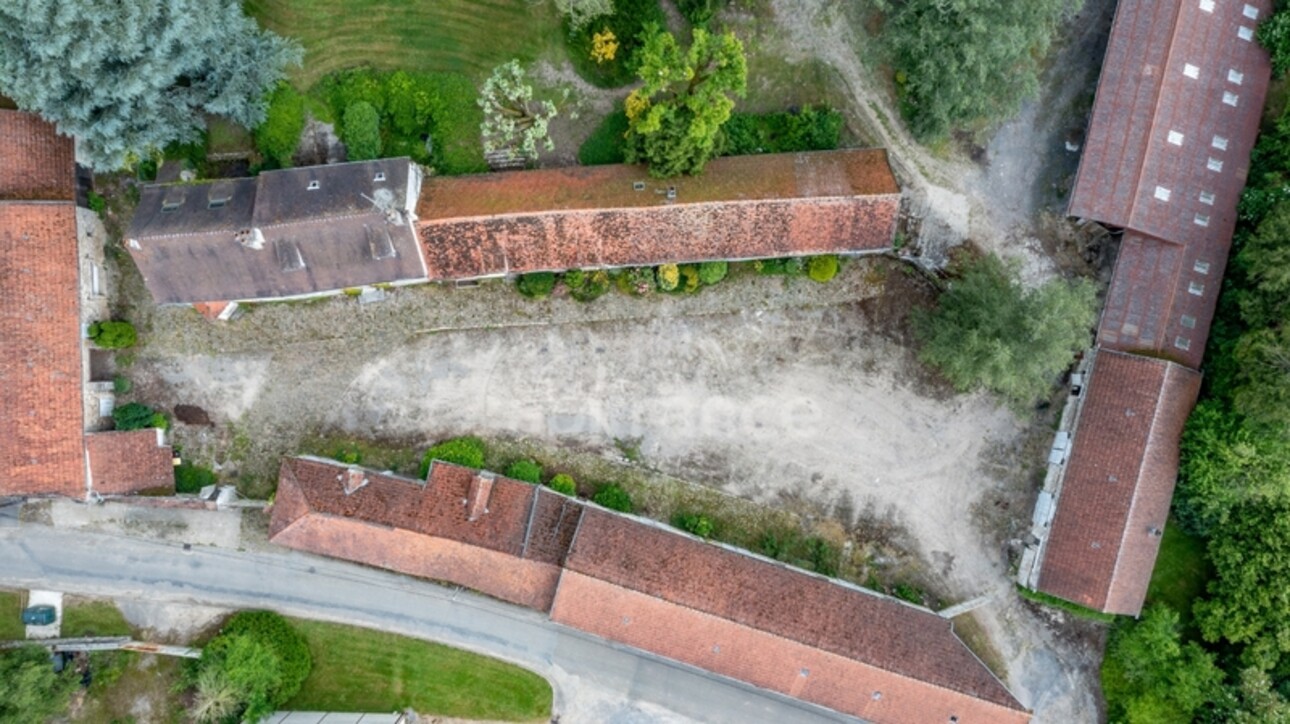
[0,513,854,724]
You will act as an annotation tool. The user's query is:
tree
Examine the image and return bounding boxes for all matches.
[1259,9,1290,78]
[1101,605,1225,723]
[0,646,77,724]
[342,101,382,161]
[554,0,615,32]
[478,60,562,162]
[879,0,1070,141]
[1195,499,1290,667]
[623,25,747,178]
[0,0,301,170]
[255,82,306,167]
[191,611,312,724]
[914,254,1095,407]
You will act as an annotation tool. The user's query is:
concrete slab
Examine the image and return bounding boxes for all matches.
[24,590,63,639]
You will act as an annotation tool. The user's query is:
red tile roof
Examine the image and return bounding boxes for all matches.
[1069,0,1271,247]
[1096,231,1227,369]
[84,430,175,495]
[0,110,76,202]
[557,510,1028,723]
[0,202,85,497]
[1037,350,1201,615]
[269,457,581,610]
[417,150,900,279]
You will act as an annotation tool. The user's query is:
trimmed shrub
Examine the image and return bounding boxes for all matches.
[255,82,306,167]
[341,101,382,161]
[548,473,577,496]
[808,254,840,283]
[112,374,132,394]
[673,511,714,538]
[517,272,557,298]
[87,190,107,214]
[175,462,217,494]
[656,263,679,291]
[697,261,727,285]
[562,269,587,290]
[570,270,611,302]
[593,483,634,513]
[113,402,166,431]
[333,446,362,465]
[419,436,487,478]
[89,320,137,349]
[679,264,701,293]
[505,459,543,485]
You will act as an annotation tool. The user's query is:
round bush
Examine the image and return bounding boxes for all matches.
[89,320,137,349]
[174,462,218,494]
[698,261,728,285]
[517,272,557,298]
[673,511,714,538]
[548,473,577,496]
[342,101,382,161]
[216,610,312,706]
[505,459,543,485]
[419,436,487,478]
[593,483,634,513]
[808,254,840,283]
[656,263,679,292]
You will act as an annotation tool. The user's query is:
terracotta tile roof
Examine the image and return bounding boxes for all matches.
[1096,231,1227,369]
[126,160,428,305]
[1069,0,1271,247]
[558,510,1028,722]
[268,457,582,610]
[417,150,900,279]
[0,202,85,497]
[1037,350,1201,615]
[0,110,76,202]
[84,430,175,495]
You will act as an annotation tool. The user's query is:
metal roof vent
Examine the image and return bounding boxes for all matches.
[666,186,676,201]
[374,171,386,182]
[633,181,645,191]
[307,180,320,191]
[1148,526,1164,537]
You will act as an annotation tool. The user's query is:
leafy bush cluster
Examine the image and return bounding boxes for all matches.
[548,473,577,496]
[578,109,631,165]
[593,483,635,513]
[562,268,612,301]
[341,101,382,161]
[0,645,77,722]
[720,106,843,156]
[756,528,840,577]
[504,459,544,485]
[314,68,486,175]
[189,611,311,724]
[255,82,307,167]
[517,272,558,298]
[89,320,137,349]
[176,462,218,494]
[675,0,727,27]
[565,0,668,88]
[672,511,714,538]
[113,402,168,432]
[754,255,840,283]
[419,436,487,478]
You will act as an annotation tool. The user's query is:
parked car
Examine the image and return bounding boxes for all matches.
[21,604,56,626]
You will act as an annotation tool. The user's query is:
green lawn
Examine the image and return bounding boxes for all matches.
[0,589,23,640]
[285,618,552,721]
[1145,519,1212,634]
[246,0,567,88]
[61,599,133,638]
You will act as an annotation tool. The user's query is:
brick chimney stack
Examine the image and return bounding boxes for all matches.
[466,472,494,522]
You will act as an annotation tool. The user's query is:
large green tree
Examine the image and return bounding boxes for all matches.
[1195,499,1290,669]
[1101,605,1225,723]
[914,254,1096,407]
[0,646,77,724]
[189,611,311,724]
[623,25,746,178]
[0,0,301,169]
[879,0,1073,141]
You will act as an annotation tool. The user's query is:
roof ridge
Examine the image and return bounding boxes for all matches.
[1124,2,1187,231]
[1106,356,1172,603]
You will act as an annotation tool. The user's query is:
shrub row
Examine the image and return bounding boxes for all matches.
[515,255,839,300]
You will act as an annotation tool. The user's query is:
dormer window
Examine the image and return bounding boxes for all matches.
[307,180,320,191]
[374,172,386,182]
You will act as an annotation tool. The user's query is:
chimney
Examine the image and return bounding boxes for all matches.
[466,472,495,522]
[342,467,368,495]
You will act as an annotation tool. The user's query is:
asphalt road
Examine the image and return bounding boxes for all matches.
[0,512,855,724]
